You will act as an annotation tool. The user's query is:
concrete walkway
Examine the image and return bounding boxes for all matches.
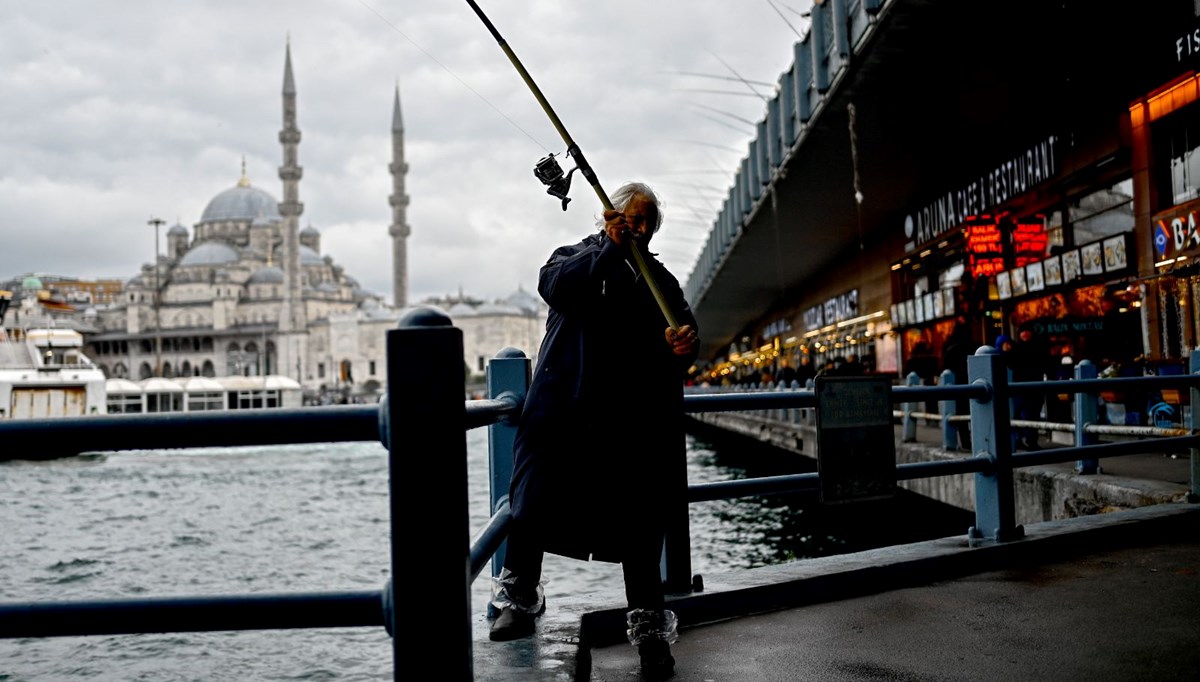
[473,503,1200,681]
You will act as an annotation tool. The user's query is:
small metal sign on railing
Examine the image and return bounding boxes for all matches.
[815,376,897,504]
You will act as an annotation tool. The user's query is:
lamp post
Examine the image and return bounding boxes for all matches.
[148,216,165,378]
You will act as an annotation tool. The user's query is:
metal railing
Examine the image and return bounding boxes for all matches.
[1,307,1198,681]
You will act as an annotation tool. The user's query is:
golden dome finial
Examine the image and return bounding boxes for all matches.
[237,156,251,187]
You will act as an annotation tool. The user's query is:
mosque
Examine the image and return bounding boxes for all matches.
[71,42,547,401]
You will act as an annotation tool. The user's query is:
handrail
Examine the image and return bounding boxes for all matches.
[1,326,1197,682]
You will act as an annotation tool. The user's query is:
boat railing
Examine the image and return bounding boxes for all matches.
[0,305,1198,680]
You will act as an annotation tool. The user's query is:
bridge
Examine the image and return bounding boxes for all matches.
[1,308,1197,680]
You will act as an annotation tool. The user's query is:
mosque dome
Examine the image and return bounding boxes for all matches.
[447,302,476,318]
[168,223,188,236]
[178,241,240,267]
[300,245,324,265]
[504,286,542,313]
[301,225,320,237]
[200,180,281,223]
[247,266,285,284]
[21,276,43,291]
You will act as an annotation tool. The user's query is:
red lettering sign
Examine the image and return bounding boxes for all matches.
[1012,220,1048,267]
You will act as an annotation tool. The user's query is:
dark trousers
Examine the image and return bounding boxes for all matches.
[502,517,665,611]
[1012,395,1042,445]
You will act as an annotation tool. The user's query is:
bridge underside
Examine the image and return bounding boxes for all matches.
[690,0,1182,360]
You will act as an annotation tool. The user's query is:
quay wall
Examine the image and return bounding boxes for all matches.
[686,413,1190,526]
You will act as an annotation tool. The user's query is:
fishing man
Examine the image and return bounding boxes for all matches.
[489,181,698,679]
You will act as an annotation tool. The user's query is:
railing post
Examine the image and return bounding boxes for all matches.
[940,369,957,450]
[967,345,1023,546]
[1190,352,1200,502]
[1074,359,1100,475]
[386,306,470,680]
[802,378,815,425]
[485,347,531,617]
[902,371,919,442]
[663,409,694,597]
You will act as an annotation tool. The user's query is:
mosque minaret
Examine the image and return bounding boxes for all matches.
[388,84,411,309]
[68,39,549,404]
[278,38,307,379]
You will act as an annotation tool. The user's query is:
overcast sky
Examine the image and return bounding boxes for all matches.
[1,0,810,306]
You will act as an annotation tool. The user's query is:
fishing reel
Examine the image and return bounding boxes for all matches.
[534,152,578,211]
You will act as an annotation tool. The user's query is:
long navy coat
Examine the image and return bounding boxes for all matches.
[510,231,699,563]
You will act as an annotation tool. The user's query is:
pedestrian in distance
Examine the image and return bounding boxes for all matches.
[489,181,699,680]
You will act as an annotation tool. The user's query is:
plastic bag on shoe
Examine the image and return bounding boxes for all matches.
[490,567,546,614]
[625,608,678,645]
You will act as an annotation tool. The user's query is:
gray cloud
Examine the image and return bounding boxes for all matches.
[1,0,809,304]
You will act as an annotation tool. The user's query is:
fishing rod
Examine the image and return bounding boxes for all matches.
[463,0,681,332]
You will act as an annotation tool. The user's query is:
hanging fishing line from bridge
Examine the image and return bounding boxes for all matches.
[354,0,551,155]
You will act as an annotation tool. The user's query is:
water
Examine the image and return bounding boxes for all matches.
[0,427,971,681]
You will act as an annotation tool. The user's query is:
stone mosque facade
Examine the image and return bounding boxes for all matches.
[79,42,547,400]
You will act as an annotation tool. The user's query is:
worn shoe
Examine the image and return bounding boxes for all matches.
[489,597,547,642]
[638,638,675,679]
[489,605,536,641]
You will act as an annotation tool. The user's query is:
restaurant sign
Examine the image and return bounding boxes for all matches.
[803,289,858,332]
[904,135,1059,251]
[1153,198,1200,260]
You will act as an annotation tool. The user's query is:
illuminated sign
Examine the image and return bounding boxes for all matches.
[965,216,1005,277]
[1153,198,1200,259]
[803,290,859,331]
[904,135,1059,250]
[1012,220,1049,267]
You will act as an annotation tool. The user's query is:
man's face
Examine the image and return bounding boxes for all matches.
[623,194,657,246]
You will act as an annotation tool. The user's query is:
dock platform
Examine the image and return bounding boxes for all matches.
[473,502,1200,681]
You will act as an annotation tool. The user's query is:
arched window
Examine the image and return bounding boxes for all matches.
[138,362,154,380]
[113,362,128,378]
[202,360,216,377]
[181,360,192,376]
[162,362,174,378]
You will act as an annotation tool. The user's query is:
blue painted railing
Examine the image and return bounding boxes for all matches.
[1,307,1198,680]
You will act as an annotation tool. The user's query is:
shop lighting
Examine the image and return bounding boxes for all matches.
[920,249,932,257]
[937,241,949,248]
[804,329,821,338]
[835,310,885,328]
[1177,256,1189,262]
[1156,258,1176,267]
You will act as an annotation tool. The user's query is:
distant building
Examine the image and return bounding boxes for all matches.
[7,42,546,401]
[428,286,548,378]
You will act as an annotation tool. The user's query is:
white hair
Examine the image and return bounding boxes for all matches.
[596,182,664,234]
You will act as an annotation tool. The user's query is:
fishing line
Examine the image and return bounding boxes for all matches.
[355,0,551,154]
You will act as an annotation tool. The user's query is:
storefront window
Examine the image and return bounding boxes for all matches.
[1066,178,1134,246]
[1158,107,1200,205]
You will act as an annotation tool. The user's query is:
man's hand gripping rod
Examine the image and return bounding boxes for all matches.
[463,0,681,332]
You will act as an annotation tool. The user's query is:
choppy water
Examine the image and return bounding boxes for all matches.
[0,427,971,681]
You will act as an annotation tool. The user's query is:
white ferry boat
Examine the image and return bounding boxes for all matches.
[0,291,108,419]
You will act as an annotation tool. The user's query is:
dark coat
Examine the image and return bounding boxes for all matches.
[510,231,699,563]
